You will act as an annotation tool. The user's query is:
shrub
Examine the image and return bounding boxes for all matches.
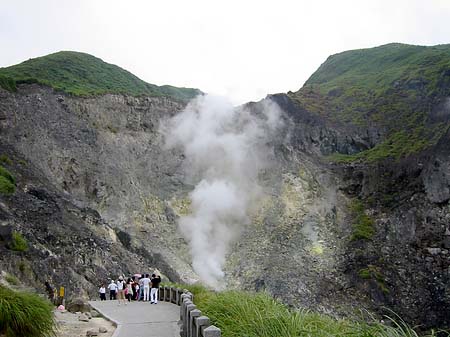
[0,176,15,195]
[0,165,16,195]
[10,232,28,252]
[0,165,15,184]
[0,285,55,337]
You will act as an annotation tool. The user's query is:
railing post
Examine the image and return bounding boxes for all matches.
[203,326,221,337]
[195,315,210,337]
[183,299,193,337]
[190,309,201,337]
[186,303,196,337]
[166,286,171,301]
[177,288,182,305]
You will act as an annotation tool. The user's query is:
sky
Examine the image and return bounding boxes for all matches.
[1,0,450,104]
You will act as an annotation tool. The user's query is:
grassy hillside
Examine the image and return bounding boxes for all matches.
[289,43,450,162]
[0,51,201,101]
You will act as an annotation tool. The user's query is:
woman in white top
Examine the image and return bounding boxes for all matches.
[99,285,106,301]
[116,276,126,305]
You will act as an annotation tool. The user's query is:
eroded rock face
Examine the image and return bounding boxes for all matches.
[0,85,449,329]
[0,84,194,285]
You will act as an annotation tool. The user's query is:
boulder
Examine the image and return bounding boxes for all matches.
[67,298,91,313]
[99,327,108,333]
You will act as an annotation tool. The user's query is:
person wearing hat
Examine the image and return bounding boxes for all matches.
[116,276,126,305]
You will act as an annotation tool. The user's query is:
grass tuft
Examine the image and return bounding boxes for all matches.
[0,285,55,337]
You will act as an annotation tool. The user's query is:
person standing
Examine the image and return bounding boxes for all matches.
[108,280,117,300]
[150,274,161,304]
[117,276,126,305]
[138,276,144,301]
[126,278,133,302]
[142,274,151,301]
[99,284,106,301]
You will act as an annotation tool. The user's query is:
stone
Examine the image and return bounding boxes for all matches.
[427,248,441,255]
[68,298,91,313]
[98,327,108,333]
[78,313,90,322]
[86,329,98,337]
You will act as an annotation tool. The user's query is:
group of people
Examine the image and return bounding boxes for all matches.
[98,273,161,305]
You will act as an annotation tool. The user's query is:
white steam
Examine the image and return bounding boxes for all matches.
[164,94,281,288]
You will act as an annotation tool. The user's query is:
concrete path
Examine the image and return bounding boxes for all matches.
[89,300,180,337]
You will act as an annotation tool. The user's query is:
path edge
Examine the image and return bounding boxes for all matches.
[88,301,122,337]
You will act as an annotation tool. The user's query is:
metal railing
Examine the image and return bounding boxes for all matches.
[158,286,221,337]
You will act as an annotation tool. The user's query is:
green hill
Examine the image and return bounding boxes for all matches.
[289,43,450,162]
[0,51,201,101]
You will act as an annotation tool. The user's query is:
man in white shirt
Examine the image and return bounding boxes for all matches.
[107,280,118,300]
[142,274,151,301]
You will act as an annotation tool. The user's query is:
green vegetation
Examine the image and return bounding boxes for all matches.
[290,43,450,162]
[10,232,28,252]
[176,284,444,337]
[359,265,390,294]
[0,285,55,337]
[349,200,375,241]
[4,274,20,286]
[0,165,15,195]
[0,75,17,92]
[0,51,201,101]
[0,155,13,165]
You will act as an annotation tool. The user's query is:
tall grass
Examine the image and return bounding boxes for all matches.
[0,285,55,337]
[179,287,448,337]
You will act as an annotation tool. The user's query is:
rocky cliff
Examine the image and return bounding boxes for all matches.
[0,44,449,330]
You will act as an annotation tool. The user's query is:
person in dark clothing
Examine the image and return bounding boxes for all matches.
[44,281,54,302]
[150,274,161,304]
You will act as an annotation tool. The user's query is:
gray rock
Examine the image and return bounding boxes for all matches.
[78,313,90,322]
[68,298,91,313]
[98,327,108,333]
[427,248,441,255]
[86,329,98,337]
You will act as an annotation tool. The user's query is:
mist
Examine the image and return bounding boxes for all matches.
[164,94,282,288]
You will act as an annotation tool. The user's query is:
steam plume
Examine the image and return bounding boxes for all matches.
[164,95,281,288]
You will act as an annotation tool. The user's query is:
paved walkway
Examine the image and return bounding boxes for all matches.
[89,300,180,337]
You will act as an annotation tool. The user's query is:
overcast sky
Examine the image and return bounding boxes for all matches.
[1,0,450,104]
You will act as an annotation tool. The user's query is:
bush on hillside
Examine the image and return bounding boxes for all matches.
[0,165,16,195]
[0,285,55,337]
[10,232,28,252]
